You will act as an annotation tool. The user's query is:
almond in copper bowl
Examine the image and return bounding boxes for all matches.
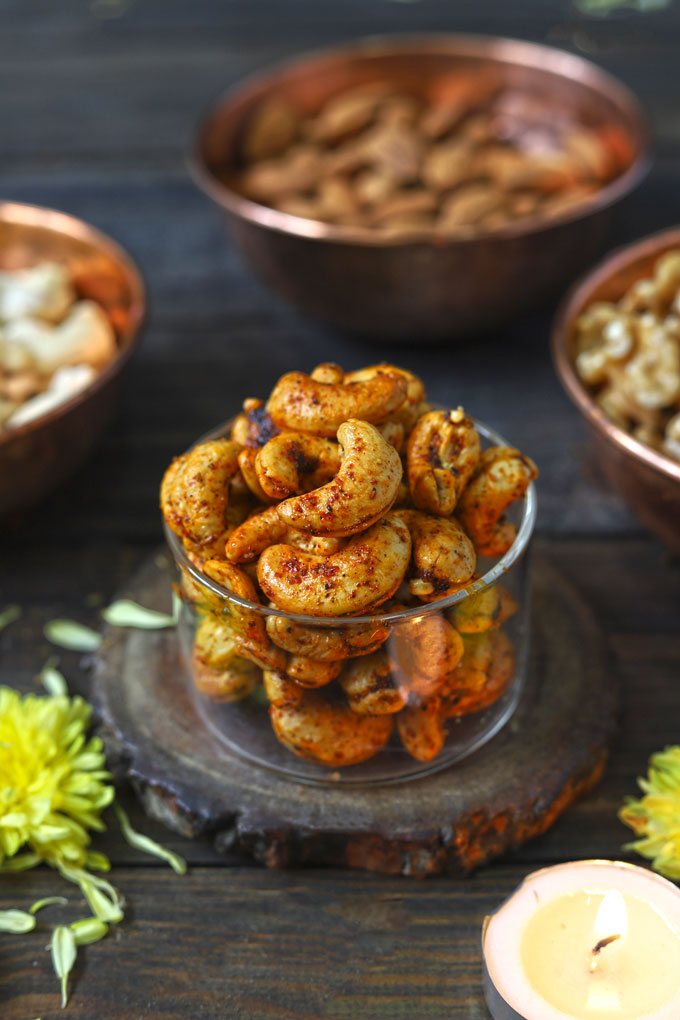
[553,227,680,553]
[192,35,649,340]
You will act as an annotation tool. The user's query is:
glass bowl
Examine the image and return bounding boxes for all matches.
[165,417,536,787]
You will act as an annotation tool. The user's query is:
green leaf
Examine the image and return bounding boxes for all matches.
[70,917,108,946]
[44,619,102,652]
[39,664,68,697]
[0,604,21,632]
[114,803,187,875]
[29,896,68,915]
[0,908,36,933]
[51,925,77,1008]
[102,599,176,629]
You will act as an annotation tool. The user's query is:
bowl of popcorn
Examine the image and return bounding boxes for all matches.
[162,363,537,784]
[0,202,145,515]
[553,227,680,553]
[192,35,649,340]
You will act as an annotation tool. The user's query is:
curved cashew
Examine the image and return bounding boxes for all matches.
[231,398,280,448]
[257,512,412,616]
[263,668,304,708]
[3,300,116,373]
[310,362,344,384]
[286,655,341,688]
[277,419,402,537]
[340,650,407,715]
[441,630,515,716]
[448,584,518,634]
[0,261,74,323]
[389,614,464,701]
[161,439,241,546]
[269,688,394,766]
[267,370,407,437]
[344,364,427,431]
[266,612,389,661]
[237,448,277,503]
[407,408,480,516]
[192,652,260,702]
[375,419,405,452]
[255,433,342,500]
[397,697,446,762]
[226,506,345,564]
[395,510,476,602]
[456,446,537,557]
[202,559,287,671]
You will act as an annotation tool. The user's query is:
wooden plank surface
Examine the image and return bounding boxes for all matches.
[1,0,680,1017]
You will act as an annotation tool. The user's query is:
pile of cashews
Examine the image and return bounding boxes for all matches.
[161,363,538,768]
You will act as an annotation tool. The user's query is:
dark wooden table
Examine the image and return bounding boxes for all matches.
[2,2,680,1017]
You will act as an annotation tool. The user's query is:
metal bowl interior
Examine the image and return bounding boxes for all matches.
[552,226,680,548]
[193,33,650,246]
[0,202,145,514]
[190,35,650,339]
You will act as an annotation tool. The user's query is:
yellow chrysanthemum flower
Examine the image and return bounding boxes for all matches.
[0,687,114,875]
[619,745,680,880]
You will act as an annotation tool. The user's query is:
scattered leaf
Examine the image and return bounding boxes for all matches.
[30,896,68,915]
[0,604,21,632]
[39,664,68,697]
[0,908,36,933]
[0,852,40,873]
[102,599,177,629]
[114,803,187,875]
[59,865,124,924]
[70,917,108,946]
[51,925,77,1008]
[44,619,101,652]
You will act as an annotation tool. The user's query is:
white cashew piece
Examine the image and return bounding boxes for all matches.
[2,300,116,373]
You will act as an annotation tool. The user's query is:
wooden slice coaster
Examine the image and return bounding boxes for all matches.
[92,553,616,877]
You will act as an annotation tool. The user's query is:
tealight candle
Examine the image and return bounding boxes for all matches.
[482,860,680,1020]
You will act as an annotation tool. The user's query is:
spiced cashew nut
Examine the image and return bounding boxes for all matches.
[225,505,345,564]
[456,446,537,557]
[267,370,407,437]
[266,611,389,661]
[257,511,412,616]
[394,509,476,601]
[201,559,286,671]
[340,650,407,715]
[160,439,241,547]
[407,408,480,516]
[277,419,403,536]
[255,432,342,500]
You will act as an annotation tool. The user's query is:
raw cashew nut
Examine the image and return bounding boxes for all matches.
[395,509,476,601]
[277,419,402,536]
[389,614,464,700]
[286,655,341,688]
[407,408,480,516]
[456,446,537,557]
[448,584,518,634]
[2,300,116,373]
[255,433,342,500]
[441,630,515,716]
[266,612,389,661]
[257,511,412,616]
[267,370,407,437]
[340,650,407,715]
[202,559,287,671]
[269,688,394,766]
[344,364,427,431]
[0,261,74,323]
[161,439,241,546]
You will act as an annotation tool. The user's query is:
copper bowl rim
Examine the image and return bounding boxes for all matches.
[0,200,146,450]
[552,224,680,486]
[190,32,651,248]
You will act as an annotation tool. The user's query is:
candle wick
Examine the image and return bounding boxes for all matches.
[591,933,621,956]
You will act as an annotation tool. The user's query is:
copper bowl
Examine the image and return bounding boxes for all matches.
[192,34,650,341]
[0,202,145,515]
[553,227,680,553]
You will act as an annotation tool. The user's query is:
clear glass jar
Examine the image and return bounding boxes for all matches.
[166,419,536,787]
